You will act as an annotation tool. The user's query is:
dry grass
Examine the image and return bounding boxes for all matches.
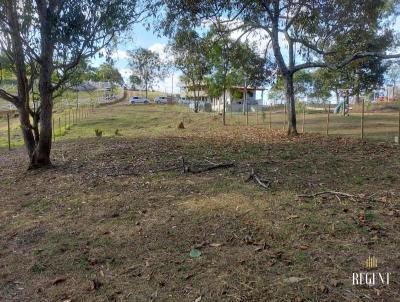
[0,102,400,301]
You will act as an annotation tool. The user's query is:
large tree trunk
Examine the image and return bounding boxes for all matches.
[192,80,199,113]
[242,90,245,115]
[31,90,53,168]
[18,105,36,158]
[283,73,298,135]
[31,2,54,168]
[5,0,38,161]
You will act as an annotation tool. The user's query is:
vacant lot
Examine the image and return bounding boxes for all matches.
[1,102,400,301]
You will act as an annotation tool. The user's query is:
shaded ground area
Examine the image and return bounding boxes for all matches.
[0,105,400,301]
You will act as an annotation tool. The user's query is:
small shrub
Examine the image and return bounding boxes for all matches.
[31,262,46,273]
[115,129,121,136]
[95,129,103,137]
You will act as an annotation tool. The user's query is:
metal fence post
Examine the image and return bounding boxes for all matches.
[326,102,330,136]
[269,106,272,130]
[52,118,55,141]
[283,103,287,130]
[7,113,11,150]
[256,105,258,125]
[361,98,365,140]
[302,106,305,134]
[398,103,400,144]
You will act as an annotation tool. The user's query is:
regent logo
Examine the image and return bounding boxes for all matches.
[365,255,378,269]
[352,256,390,286]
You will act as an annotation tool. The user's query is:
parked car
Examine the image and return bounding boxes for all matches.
[130,96,149,104]
[154,96,168,104]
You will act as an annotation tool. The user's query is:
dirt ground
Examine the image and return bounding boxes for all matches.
[1,106,400,301]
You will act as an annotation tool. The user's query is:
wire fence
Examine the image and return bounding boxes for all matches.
[0,89,126,150]
[210,101,400,143]
[1,96,399,150]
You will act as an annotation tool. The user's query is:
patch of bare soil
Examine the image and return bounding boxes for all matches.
[0,130,399,301]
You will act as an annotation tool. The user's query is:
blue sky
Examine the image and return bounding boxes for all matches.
[92,23,181,95]
[92,16,400,103]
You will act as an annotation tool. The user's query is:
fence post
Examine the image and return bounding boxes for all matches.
[256,105,258,125]
[361,98,365,140]
[283,103,287,130]
[246,100,249,126]
[302,107,305,134]
[326,102,330,136]
[7,113,11,150]
[398,103,400,144]
[59,116,61,137]
[52,118,55,141]
[69,110,71,128]
[64,112,67,131]
[269,105,272,130]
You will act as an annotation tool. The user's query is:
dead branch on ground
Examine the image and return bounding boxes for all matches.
[246,168,270,190]
[298,191,354,199]
[181,156,234,174]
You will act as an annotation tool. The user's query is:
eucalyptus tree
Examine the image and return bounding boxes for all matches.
[158,0,400,135]
[95,63,124,90]
[204,26,269,124]
[129,75,142,90]
[128,48,167,99]
[0,0,144,168]
[168,26,210,112]
[204,27,237,123]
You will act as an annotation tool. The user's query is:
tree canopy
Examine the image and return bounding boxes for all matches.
[0,0,144,167]
[128,47,167,99]
[158,0,400,134]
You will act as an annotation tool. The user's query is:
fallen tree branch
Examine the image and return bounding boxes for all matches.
[246,168,270,190]
[298,191,354,198]
[189,163,234,174]
[181,156,234,174]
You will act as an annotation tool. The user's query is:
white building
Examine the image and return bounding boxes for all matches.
[179,82,263,112]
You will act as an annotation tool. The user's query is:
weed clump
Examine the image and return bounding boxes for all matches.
[177,122,185,129]
[95,129,103,137]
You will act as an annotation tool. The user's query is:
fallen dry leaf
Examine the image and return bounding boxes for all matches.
[209,243,222,247]
[283,277,306,284]
[51,277,66,286]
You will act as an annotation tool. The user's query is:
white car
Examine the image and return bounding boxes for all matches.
[179,97,191,105]
[130,96,149,104]
[154,96,168,104]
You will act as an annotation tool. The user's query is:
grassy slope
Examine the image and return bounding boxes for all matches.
[1,105,400,149]
[0,102,400,301]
